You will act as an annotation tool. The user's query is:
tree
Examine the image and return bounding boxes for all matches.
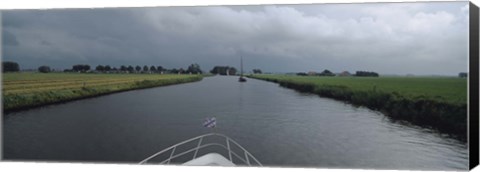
[96,65,105,72]
[83,65,91,71]
[72,65,81,72]
[2,61,20,72]
[127,65,134,73]
[297,72,308,76]
[187,63,202,74]
[227,67,237,75]
[143,65,149,72]
[150,66,156,72]
[253,69,262,74]
[210,66,220,74]
[72,64,90,72]
[210,66,236,75]
[120,65,127,72]
[157,66,164,72]
[355,71,379,77]
[170,68,179,74]
[459,72,468,78]
[135,65,141,72]
[38,66,51,73]
[319,69,335,76]
[105,65,112,71]
[178,68,185,74]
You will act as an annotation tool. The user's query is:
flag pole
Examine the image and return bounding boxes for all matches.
[213,116,217,134]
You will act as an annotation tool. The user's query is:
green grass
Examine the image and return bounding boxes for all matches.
[2,72,204,111]
[249,74,468,141]
[251,75,467,105]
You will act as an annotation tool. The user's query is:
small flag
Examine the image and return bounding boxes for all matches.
[203,117,216,128]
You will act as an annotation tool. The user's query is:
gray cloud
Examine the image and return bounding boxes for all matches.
[1,2,469,75]
[2,30,19,46]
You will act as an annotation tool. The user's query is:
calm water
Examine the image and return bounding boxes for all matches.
[3,76,468,170]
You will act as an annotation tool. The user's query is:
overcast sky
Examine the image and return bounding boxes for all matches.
[1,2,469,75]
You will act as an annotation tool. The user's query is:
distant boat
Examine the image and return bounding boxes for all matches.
[239,56,247,82]
[238,77,246,82]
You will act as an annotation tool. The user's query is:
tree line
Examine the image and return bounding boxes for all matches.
[65,63,203,74]
[209,66,263,75]
[210,66,237,75]
[296,69,379,77]
[253,69,262,74]
[354,71,379,77]
[1,61,204,74]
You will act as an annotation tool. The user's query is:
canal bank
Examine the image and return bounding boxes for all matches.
[3,73,204,112]
[247,74,467,141]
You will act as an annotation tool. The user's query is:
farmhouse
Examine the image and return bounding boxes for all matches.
[308,71,317,76]
[338,71,351,77]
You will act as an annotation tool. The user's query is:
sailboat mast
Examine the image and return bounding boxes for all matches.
[240,56,243,77]
[238,56,247,82]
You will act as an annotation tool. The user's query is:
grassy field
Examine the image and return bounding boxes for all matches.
[2,73,204,111]
[251,75,467,104]
[249,74,467,141]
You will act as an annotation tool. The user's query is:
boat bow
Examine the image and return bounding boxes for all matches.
[139,133,262,166]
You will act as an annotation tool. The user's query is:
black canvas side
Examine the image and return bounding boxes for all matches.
[469,1,479,170]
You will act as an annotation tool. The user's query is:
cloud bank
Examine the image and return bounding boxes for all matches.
[1,2,469,75]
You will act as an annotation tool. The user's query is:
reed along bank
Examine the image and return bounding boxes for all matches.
[248,74,467,141]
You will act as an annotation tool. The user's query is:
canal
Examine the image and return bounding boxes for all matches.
[3,76,468,170]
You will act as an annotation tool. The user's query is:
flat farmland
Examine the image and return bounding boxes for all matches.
[250,75,467,104]
[249,74,468,140]
[2,73,203,111]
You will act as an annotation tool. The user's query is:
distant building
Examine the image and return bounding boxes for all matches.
[338,71,351,77]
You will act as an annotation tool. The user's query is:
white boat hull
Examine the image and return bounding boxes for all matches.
[183,153,236,166]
